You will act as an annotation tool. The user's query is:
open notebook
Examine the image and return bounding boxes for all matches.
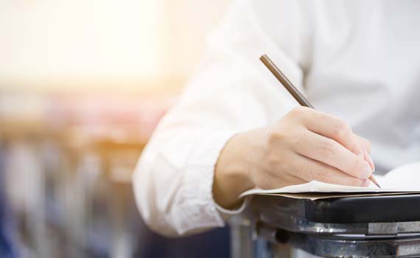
[240,161,420,200]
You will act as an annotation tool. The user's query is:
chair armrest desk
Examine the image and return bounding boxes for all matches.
[249,194,420,257]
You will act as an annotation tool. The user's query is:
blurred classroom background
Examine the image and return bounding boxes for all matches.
[0,0,234,257]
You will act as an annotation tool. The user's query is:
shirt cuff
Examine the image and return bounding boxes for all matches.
[178,130,239,234]
[214,196,250,220]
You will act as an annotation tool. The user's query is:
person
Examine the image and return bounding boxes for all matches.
[133,0,420,238]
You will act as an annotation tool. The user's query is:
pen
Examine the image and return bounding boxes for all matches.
[260,54,381,188]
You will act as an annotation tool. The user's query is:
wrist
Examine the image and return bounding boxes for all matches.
[213,130,260,209]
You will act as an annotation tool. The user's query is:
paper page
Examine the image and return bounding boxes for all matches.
[380,161,420,189]
[254,192,419,200]
[240,161,420,198]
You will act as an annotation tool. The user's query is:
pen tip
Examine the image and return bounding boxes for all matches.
[369,176,381,188]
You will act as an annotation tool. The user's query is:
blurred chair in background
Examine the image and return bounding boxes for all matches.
[0,142,19,258]
[0,93,232,258]
[138,224,230,258]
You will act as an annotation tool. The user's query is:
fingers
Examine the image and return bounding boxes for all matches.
[294,131,372,179]
[356,135,375,171]
[356,135,371,153]
[263,107,376,189]
[290,107,375,174]
[295,108,364,157]
[291,154,369,187]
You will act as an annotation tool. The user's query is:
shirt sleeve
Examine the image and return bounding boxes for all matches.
[132,0,313,237]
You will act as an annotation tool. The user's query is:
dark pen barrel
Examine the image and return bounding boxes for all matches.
[260,54,314,108]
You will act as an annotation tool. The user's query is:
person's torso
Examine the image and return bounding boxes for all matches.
[304,0,420,174]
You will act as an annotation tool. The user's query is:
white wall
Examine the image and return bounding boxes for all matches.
[0,0,231,92]
[162,0,231,79]
[0,0,163,81]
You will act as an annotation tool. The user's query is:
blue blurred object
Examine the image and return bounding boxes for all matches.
[138,219,230,258]
[0,148,19,258]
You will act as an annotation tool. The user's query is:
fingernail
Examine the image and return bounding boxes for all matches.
[362,180,370,187]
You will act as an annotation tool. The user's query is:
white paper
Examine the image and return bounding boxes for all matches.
[240,161,420,198]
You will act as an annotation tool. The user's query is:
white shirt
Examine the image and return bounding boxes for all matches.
[133,0,420,236]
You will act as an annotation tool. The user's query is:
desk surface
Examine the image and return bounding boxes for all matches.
[251,194,420,224]
[251,194,420,257]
